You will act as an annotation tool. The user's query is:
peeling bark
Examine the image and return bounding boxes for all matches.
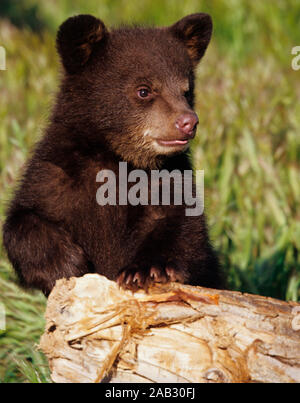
[39,274,300,383]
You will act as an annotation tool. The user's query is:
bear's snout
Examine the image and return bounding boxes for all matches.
[175,112,199,138]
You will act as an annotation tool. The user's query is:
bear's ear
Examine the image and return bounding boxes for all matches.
[56,15,107,74]
[170,13,213,67]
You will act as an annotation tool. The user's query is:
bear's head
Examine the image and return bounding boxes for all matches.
[55,14,212,168]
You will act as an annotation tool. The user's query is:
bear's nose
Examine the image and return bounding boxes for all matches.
[175,112,199,138]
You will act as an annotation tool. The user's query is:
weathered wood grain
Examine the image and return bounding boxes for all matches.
[39,274,300,383]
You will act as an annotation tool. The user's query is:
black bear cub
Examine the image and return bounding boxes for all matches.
[3,13,223,296]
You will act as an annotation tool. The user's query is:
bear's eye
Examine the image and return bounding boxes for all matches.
[137,88,151,99]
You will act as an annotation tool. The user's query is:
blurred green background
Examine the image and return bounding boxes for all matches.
[0,0,300,382]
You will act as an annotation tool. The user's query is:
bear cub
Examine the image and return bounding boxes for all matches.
[3,13,223,296]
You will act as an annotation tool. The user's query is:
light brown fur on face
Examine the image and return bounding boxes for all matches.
[109,76,196,169]
[141,80,194,147]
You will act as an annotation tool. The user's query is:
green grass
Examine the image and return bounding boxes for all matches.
[0,262,49,382]
[0,0,300,382]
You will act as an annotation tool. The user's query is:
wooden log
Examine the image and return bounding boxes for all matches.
[39,274,300,383]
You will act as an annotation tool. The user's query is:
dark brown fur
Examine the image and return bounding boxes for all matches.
[3,14,223,296]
